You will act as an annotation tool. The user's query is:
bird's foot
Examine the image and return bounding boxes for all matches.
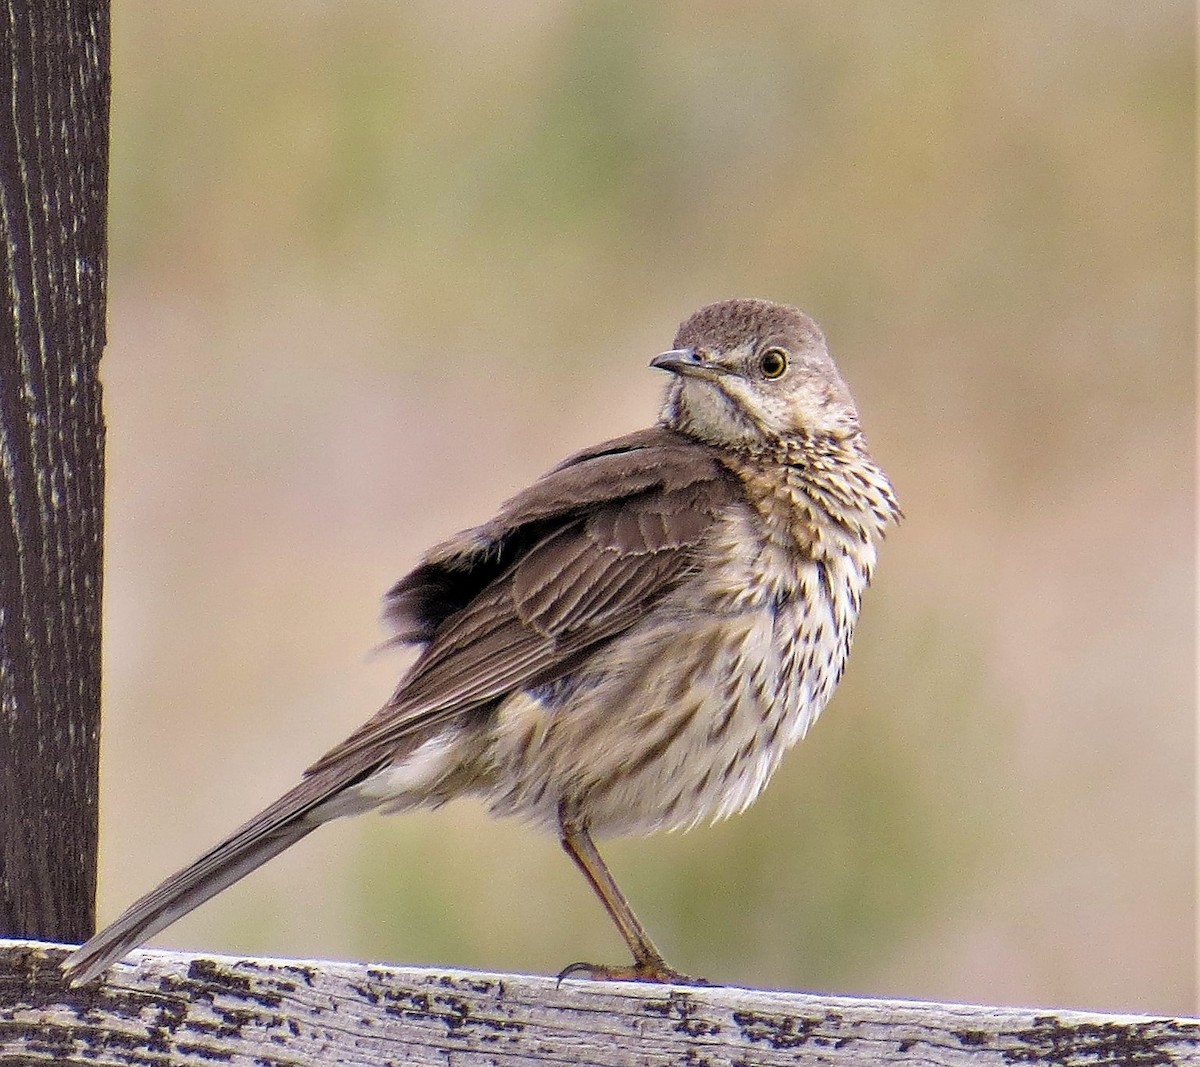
[557,957,712,986]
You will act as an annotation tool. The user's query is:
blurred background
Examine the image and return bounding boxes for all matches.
[97,0,1193,1015]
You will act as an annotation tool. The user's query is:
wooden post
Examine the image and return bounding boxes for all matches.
[0,0,109,941]
[0,941,1195,1066]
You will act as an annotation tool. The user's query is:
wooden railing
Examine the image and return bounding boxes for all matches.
[1,939,1195,1065]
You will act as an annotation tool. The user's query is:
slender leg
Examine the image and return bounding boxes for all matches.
[558,816,706,984]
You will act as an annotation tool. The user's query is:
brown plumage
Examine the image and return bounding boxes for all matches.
[63,298,901,986]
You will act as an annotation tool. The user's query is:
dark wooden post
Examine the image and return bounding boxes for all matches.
[0,0,109,941]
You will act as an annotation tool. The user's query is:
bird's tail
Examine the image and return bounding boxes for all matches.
[62,760,378,986]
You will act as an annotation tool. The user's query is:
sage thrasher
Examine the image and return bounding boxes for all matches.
[64,298,901,986]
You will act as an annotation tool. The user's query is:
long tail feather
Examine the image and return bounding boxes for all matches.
[62,760,379,986]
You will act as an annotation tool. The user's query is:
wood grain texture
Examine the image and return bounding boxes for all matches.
[0,0,109,941]
[2,940,1195,1066]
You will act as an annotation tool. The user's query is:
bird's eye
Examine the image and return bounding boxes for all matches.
[759,347,788,379]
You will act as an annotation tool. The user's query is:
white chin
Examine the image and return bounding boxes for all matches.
[680,380,757,447]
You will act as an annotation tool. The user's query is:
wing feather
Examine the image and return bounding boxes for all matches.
[63,427,743,987]
[306,431,741,777]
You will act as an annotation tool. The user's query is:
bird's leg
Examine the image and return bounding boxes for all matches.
[557,816,707,985]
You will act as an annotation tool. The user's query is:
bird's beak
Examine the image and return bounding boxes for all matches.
[650,348,730,378]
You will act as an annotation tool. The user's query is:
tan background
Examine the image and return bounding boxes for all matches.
[97,1,1194,1014]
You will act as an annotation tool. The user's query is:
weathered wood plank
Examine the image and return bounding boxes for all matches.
[0,939,1195,1066]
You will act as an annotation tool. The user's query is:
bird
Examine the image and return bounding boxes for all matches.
[63,298,901,987]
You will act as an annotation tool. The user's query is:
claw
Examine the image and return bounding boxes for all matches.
[556,958,712,986]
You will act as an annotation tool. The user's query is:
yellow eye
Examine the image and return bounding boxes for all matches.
[759,347,788,379]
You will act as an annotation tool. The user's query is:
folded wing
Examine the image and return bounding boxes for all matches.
[62,427,740,986]
[308,426,740,775]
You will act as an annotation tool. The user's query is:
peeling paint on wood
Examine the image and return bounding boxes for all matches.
[1,940,1195,1066]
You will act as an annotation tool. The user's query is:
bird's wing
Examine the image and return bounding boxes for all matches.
[304,427,740,776]
[62,428,739,987]
[382,426,722,642]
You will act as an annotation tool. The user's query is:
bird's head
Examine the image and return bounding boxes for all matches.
[654,299,860,451]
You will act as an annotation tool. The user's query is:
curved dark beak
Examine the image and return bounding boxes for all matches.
[650,348,728,377]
